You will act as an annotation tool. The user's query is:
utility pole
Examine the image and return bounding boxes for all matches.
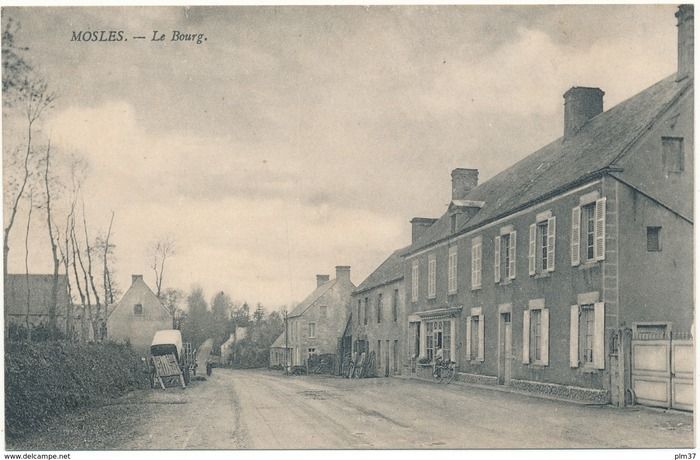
[284,309,289,376]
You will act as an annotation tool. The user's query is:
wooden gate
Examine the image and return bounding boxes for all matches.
[631,330,693,411]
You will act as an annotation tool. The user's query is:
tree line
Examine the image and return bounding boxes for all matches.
[167,287,284,368]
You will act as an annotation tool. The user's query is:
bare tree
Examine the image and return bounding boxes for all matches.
[149,238,175,298]
[160,287,184,329]
[2,17,31,103]
[40,140,62,336]
[101,211,115,306]
[3,76,54,278]
[81,200,102,341]
[23,190,34,339]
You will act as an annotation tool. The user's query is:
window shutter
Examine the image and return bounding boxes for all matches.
[471,242,477,288]
[570,305,579,368]
[547,216,556,272]
[509,231,517,279]
[494,236,501,283]
[522,310,530,364]
[465,317,472,360]
[593,302,605,369]
[594,198,606,261]
[528,224,536,275]
[478,314,485,362]
[571,206,581,267]
[541,308,550,366]
[477,244,482,287]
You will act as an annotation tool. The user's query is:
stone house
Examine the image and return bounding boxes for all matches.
[351,248,407,377]
[270,266,355,367]
[402,5,693,407]
[106,274,172,353]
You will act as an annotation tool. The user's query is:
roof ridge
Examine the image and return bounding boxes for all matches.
[610,77,692,167]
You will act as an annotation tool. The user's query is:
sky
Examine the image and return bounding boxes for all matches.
[2,5,679,309]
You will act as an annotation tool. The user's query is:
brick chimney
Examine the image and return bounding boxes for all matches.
[316,274,330,287]
[451,168,479,200]
[676,4,694,81]
[410,217,438,243]
[131,274,143,284]
[335,266,351,282]
[563,87,604,138]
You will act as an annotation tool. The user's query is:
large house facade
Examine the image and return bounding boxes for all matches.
[270,266,355,368]
[402,5,693,407]
[351,248,407,377]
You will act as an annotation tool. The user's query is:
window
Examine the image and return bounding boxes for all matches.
[357,299,361,325]
[363,298,368,325]
[523,305,549,365]
[411,260,419,302]
[580,306,595,364]
[308,348,316,357]
[320,305,328,319]
[494,231,517,283]
[448,246,458,294]
[531,309,542,362]
[662,136,684,173]
[570,303,605,369]
[133,304,143,316]
[571,199,606,266]
[424,319,452,362]
[377,340,382,368]
[538,222,548,272]
[647,226,661,251]
[471,237,482,289]
[465,308,484,362]
[529,215,555,275]
[451,214,457,233]
[377,294,383,323]
[392,289,398,322]
[583,204,595,261]
[308,322,316,338]
[428,254,436,299]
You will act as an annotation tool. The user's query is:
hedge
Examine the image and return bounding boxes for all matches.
[5,340,151,439]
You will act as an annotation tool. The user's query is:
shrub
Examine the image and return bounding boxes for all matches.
[5,340,150,439]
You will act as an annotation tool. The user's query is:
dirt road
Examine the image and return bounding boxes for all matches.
[126,368,692,449]
[11,368,693,449]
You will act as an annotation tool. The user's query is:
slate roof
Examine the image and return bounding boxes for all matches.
[354,246,409,294]
[287,278,338,318]
[271,332,290,348]
[408,73,693,254]
[4,274,71,316]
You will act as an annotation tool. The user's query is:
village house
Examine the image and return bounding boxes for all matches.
[106,274,172,353]
[4,274,73,336]
[402,5,693,409]
[270,266,355,368]
[351,248,407,377]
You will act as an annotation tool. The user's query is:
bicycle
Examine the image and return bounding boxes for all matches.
[432,359,456,384]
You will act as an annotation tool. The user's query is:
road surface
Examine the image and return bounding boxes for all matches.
[117,368,692,449]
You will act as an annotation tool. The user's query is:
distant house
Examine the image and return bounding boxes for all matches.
[270,266,355,367]
[106,274,172,353]
[352,248,407,377]
[4,274,72,333]
[220,326,248,365]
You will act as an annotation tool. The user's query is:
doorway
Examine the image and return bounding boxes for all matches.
[498,312,512,385]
